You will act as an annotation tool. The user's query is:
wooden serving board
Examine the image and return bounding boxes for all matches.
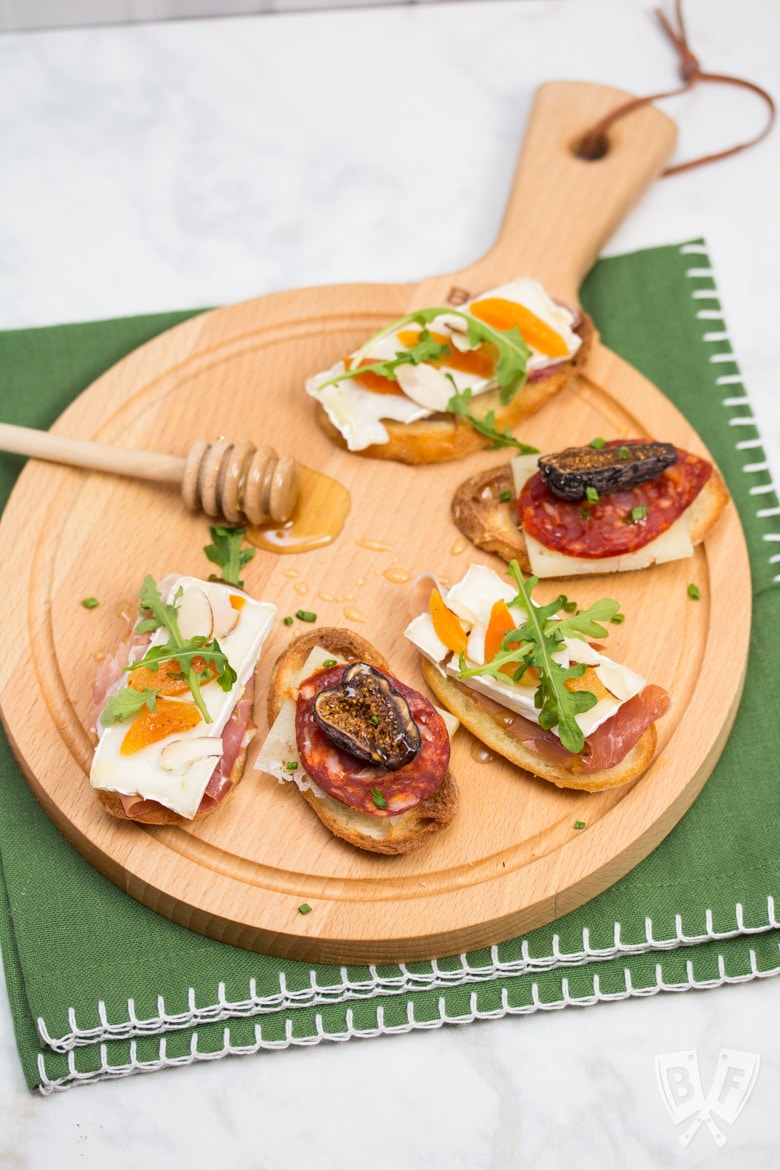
[0,83,751,964]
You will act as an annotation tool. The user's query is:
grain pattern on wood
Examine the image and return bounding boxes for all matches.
[0,84,750,963]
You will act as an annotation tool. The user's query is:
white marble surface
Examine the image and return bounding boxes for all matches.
[1,0,779,1164]
[0,0,438,35]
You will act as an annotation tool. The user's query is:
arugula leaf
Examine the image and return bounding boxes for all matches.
[464,320,530,405]
[130,640,237,694]
[314,322,451,394]
[137,575,179,634]
[205,525,256,589]
[447,387,539,453]
[100,686,159,729]
[347,310,453,371]
[457,562,621,754]
[555,596,622,640]
[125,576,236,723]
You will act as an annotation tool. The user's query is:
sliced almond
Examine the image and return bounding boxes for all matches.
[159,736,222,773]
[177,585,213,641]
[435,313,469,335]
[448,331,478,353]
[209,585,240,640]
[395,363,454,412]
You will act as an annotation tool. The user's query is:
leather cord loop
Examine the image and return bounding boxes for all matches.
[578,0,775,176]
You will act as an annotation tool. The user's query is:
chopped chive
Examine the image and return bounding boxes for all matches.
[370,787,387,809]
[579,506,591,519]
[498,489,512,503]
[298,903,312,915]
[623,505,647,525]
[81,597,100,609]
[369,714,380,726]
[618,445,631,460]
[574,820,586,830]
[610,613,625,624]
[322,658,337,668]
[283,615,294,626]
[284,760,299,771]
[585,486,599,504]
[589,437,606,449]
[688,583,701,600]
[296,610,317,623]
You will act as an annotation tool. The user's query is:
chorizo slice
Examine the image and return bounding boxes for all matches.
[295,664,450,816]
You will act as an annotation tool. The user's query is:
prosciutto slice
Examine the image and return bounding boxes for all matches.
[468,682,670,774]
[89,627,153,733]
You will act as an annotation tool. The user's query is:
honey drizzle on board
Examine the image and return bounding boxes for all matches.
[384,567,412,584]
[246,466,350,555]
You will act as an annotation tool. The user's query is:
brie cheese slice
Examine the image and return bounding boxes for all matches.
[90,576,276,819]
[306,276,581,451]
[404,565,646,742]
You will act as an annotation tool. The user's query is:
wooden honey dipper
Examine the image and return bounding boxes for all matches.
[0,423,300,525]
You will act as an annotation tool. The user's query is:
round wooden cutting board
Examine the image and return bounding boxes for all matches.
[0,83,751,963]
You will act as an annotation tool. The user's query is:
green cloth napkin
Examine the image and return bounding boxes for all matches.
[1,241,778,1093]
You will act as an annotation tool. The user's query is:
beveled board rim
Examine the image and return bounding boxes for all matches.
[0,284,751,965]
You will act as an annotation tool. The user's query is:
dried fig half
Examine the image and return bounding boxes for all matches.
[539,441,678,501]
[312,662,422,770]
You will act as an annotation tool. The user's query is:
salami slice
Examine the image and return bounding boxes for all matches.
[295,664,450,816]
[518,441,712,559]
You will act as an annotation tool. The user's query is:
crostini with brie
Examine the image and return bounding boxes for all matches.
[90,574,276,825]
[404,562,670,792]
[452,438,729,577]
[306,277,593,465]
[256,628,458,854]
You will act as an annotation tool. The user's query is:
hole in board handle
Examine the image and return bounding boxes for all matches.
[572,132,610,162]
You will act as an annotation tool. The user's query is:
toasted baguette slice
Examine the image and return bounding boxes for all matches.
[315,314,594,465]
[292,771,459,855]
[420,659,656,794]
[266,628,458,855]
[95,717,256,826]
[451,459,730,574]
[267,629,391,717]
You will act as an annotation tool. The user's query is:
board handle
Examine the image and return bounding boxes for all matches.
[0,422,299,525]
[417,81,677,307]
